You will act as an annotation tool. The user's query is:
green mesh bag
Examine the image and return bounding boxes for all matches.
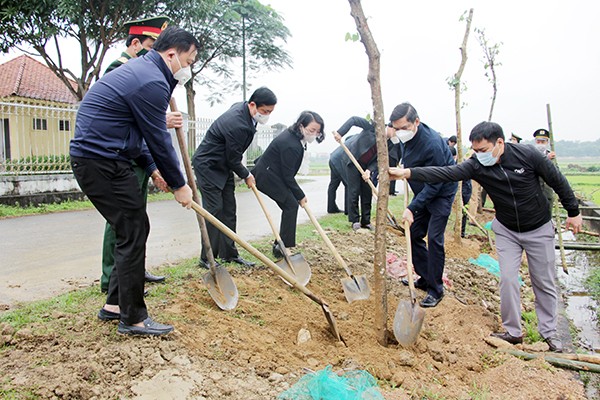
[278,365,384,400]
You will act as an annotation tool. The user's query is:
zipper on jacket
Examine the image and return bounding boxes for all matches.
[500,166,521,233]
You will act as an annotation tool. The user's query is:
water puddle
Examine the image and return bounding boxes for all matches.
[557,246,600,353]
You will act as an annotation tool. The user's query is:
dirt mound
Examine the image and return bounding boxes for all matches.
[0,227,587,399]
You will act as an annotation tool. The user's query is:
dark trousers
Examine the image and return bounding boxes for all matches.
[71,157,148,325]
[410,194,455,298]
[196,174,239,261]
[327,161,347,213]
[101,164,148,292]
[346,165,372,225]
[256,182,299,248]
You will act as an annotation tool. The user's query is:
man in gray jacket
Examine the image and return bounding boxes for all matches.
[389,121,582,352]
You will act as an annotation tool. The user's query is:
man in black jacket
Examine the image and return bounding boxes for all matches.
[192,87,277,267]
[327,134,360,214]
[333,116,397,231]
[389,121,582,352]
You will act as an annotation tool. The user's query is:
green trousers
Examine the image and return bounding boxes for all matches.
[100,164,149,292]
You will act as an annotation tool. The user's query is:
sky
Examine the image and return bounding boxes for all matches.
[2,0,598,155]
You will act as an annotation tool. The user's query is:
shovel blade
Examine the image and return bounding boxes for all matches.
[202,265,239,311]
[340,275,370,302]
[277,253,311,287]
[321,303,341,342]
[393,300,425,346]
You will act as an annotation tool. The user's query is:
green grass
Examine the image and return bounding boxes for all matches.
[522,311,543,343]
[565,174,600,204]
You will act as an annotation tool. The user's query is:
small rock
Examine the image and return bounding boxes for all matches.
[15,328,32,340]
[209,371,223,381]
[275,366,290,375]
[397,350,416,367]
[307,358,319,368]
[297,328,311,344]
[1,323,15,336]
[268,372,284,382]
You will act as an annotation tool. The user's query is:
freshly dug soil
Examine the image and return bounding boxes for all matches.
[0,226,587,399]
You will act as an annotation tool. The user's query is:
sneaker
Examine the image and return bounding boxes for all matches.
[352,222,361,231]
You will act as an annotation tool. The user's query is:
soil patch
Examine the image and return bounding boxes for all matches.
[0,225,587,399]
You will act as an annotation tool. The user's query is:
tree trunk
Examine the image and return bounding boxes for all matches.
[348,0,390,346]
[186,82,198,153]
[451,8,474,243]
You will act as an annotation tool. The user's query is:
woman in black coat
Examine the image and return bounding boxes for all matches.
[252,111,325,258]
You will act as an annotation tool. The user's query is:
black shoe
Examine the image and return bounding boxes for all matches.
[490,331,523,344]
[420,293,444,308]
[272,243,284,259]
[328,207,342,214]
[544,336,563,352]
[199,259,220,270]
[224,256,255,267]
[401,278,428,291]
[117,317,173,336]
[144,271,165,283]
[98,308,120,321]
[144,289,149,297]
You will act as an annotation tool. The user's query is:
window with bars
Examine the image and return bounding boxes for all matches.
[33,118,48,130]
[59,120,71,131]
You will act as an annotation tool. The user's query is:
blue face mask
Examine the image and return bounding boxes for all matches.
[475,143,499,166]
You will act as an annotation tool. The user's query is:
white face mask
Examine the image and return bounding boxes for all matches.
[396,129,417,143]
[475,143,499,166]
[535,143,548,154]
[253,112,270,125]
[173,55,192,86]
[390,136,400,145]
[302,127,318,143]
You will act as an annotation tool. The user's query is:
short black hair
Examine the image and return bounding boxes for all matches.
[390,102,419,123]
[468,121,505,143]
[291,111,325,143]
[153,26,200,54]
[126,34,152,47]
[249,87,277,107]
[448,135,457,143]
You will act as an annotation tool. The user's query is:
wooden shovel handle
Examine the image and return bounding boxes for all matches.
[403,179,418,303]
[169,98,217,271]
[302,203,354,278]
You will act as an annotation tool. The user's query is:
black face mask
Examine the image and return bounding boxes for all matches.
[136,48,149,57]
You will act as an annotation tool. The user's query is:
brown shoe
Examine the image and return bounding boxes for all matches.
[491,331,523,344]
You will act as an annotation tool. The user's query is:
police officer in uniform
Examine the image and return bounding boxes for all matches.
[100,16,176,293]
[533,128,557,213]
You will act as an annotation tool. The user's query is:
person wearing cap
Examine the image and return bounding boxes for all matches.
[104,16,170,75]
[388,103,457,308]
[533,128,557,213]
[99,16,178,293]
[510,133,522,144]
[332,116,397,231]
[70,26,200,336]
[192,87,277,268]
[389,121,582,352]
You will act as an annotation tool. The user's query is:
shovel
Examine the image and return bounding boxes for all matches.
[339,140,403,233]
[250,185,311,286]
[302,203,370,303]
[392,179,425,346]
[170,98,238,311]
[189,200,342,342]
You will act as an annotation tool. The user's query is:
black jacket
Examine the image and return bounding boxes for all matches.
[401,122,457,213]
[410,143,579,232]
[337,116,379,172]
[192,102,255,189]
[252,128,305,201]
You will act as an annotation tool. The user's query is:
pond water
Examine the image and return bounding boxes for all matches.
[557,244,600,353]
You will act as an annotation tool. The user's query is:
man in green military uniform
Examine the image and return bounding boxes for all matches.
[100,15,182,292]
[104,16,170,74]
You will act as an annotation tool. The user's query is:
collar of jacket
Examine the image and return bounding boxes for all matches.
[146,49,178,91]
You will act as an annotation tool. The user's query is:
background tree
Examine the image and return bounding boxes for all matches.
[0,0,161,100]
[475,27,502,122]
[165,0,291,149]
[447,9,474,243]
[347,0,391,346]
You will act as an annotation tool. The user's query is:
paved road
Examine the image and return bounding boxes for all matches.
[0,175,346,308]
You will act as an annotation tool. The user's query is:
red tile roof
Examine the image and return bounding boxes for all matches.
[0,55,79,104]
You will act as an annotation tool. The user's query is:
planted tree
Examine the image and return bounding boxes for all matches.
[475,27,502,122]
[447,9,474,243]
[347,0,391,346]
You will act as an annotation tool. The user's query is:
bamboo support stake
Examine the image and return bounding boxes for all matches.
[547,103,568,274]
[498,349,600,373]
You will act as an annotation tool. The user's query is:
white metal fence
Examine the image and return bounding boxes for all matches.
[0,101,280,175]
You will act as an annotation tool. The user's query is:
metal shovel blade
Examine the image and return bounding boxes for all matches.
[202,265,239,311]
[276,253,311,287]
[340,275,370,302]
[393,300,426,346]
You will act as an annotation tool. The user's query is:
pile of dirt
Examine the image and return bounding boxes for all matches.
[0,226,587,399]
